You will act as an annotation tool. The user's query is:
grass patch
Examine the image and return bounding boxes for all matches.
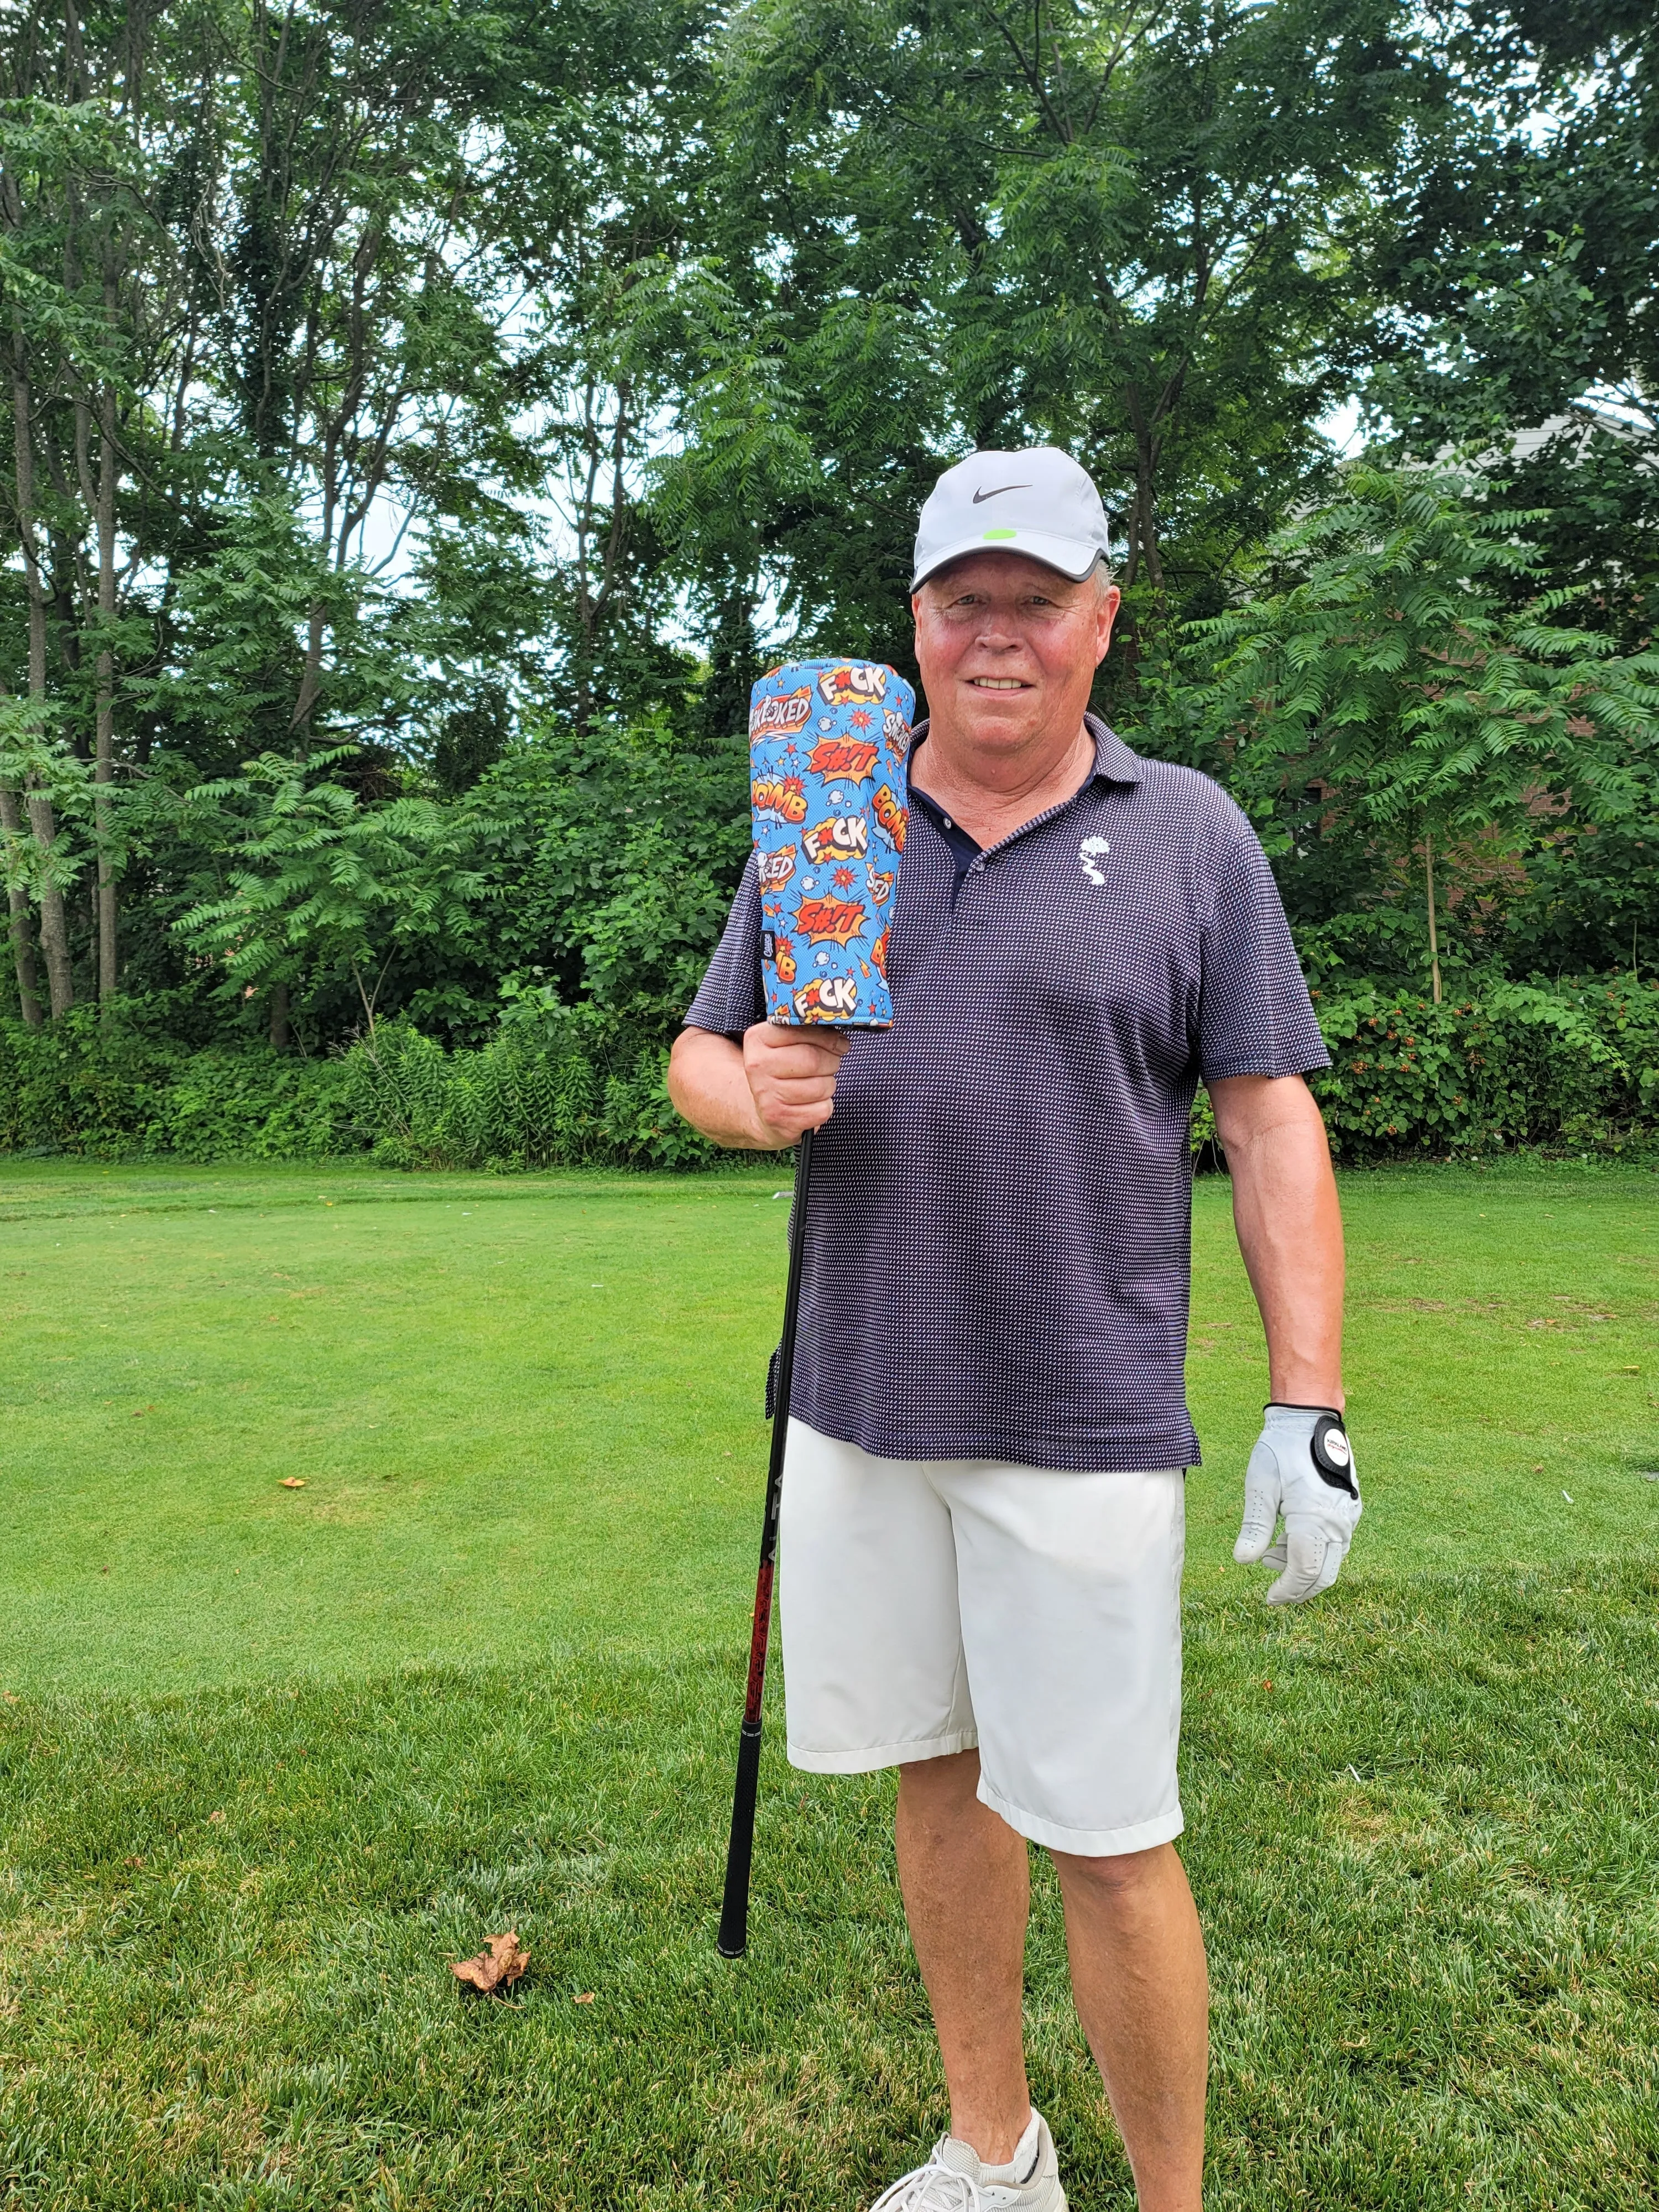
[0,1164,796,1691]
[1186,1158,1659,1583]
[0,1162,1654,1694]
[1,1564,1654,2208]
[0,1160,1656,2205]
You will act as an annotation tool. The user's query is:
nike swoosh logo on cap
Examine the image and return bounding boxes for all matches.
[971,483,1031,503]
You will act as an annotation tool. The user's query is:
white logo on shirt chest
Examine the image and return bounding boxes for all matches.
[1078,836,1111,885]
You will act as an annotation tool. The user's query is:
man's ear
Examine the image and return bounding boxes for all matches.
[1095,584,1122,666]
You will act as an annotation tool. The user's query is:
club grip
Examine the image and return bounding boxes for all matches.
[716,1719,764,1957]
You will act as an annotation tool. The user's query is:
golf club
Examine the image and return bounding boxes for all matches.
[715,1121,816,1960]
[716,657,913,1959]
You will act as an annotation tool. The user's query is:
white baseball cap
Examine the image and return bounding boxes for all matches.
[911,446,1111,591]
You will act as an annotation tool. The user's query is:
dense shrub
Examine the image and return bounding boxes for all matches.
[0,998,726,1171]
[341,1005,719,1171]
[0,1007,355,1160]
[3,979,1653,1171]
[1308,975,1659,1159]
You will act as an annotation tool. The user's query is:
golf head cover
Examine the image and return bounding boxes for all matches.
[1234,1404,1361,1606]
[749,659,914,1027]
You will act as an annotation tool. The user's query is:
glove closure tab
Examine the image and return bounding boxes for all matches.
[1311,1412,1357,1497]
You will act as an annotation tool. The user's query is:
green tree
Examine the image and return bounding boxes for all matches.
[4,0,1654,1079]
[477,0,722,735]
[170,750,492,1036]
[0,85,124,1016]
[1152,469,1659,997]
[700,0,1444,697]
[448,707,749,1018]
[1367,1,1658,639]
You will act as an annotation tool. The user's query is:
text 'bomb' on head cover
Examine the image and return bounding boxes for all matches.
[749,661,914,1029]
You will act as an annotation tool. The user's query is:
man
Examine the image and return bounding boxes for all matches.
[668,448,1359,2212]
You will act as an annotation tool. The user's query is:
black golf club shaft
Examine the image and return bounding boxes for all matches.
[716,1124,817,1959]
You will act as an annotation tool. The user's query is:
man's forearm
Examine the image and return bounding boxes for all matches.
[1208,1074,1344,1408]
[667,1027,774,1148]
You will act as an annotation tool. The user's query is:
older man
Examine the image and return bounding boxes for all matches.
[668,448,1358,2212]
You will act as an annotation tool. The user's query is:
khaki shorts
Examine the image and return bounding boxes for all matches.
[778,1421,1187,1857]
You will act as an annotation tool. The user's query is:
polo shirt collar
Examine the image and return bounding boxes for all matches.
[907,711,1142,787]
[1083,712,1142,784]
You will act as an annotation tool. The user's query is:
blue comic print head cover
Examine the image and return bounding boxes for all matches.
[750,660,914,1027]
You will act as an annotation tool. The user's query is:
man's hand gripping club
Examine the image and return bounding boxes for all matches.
[666,1011,851,1152]
[1234,1405,1361,1605]
[743,1021,847,1145]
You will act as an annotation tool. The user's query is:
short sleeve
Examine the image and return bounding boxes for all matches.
[1197,820,1329,1080]
[684,861,764,1039]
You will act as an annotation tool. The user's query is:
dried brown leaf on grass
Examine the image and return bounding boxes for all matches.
[451,1931,530,1995]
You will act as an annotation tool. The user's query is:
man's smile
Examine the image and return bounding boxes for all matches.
[969,676,1032,690]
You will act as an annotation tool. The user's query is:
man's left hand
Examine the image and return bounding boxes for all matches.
[1233,1404,1361,1605]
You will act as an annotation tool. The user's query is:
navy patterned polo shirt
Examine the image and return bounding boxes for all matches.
[685,716,1328,1472]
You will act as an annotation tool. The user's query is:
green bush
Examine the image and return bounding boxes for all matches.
[0,997,726,1172]
[6,979,1653,1171]
[1307,975,1659,1159]
[155,1050,357,1161]
[0,1008,356,1161]
[341,1005,722,1172]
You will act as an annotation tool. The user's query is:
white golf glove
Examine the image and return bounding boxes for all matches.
[1234,1404,1360,1605]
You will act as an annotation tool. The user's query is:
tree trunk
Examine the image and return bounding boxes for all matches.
[1425,831,1442,1005]
[269,980,290,1050]
[11,341,76,1016]
[21,784,73,1016]
[291,600,325,746]
[95,352,118,1008]
[0,779,43,1025]
[1134,468,1164,591]
[1123,385,1166,594]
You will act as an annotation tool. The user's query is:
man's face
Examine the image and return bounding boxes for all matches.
[911,552,1121,755]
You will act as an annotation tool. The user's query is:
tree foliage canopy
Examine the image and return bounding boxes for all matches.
[0,0,1653,1067]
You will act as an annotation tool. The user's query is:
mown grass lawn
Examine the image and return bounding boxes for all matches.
[0,1159,1656,2208]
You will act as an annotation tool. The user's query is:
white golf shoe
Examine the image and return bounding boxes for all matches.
[868,2110,1068,2210]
